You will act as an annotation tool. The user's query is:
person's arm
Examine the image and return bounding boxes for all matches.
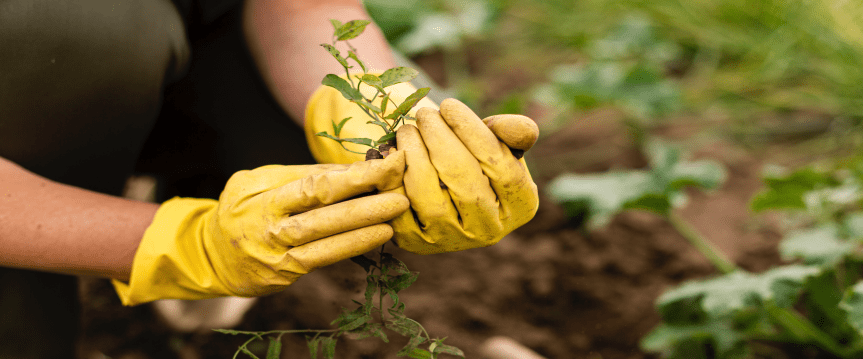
[243,0,396,123]
[0,156,158,281]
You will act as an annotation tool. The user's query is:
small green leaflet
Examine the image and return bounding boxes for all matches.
[329,19,343,31]
[331,117,351,137]
[349,51,368,73]
[266,337,282,359]
[322,74,362,101]
[335,20,371,41]
[315,132,374,148]
[321,44,350,69]
[376,132,396,145]
[307,335,337,359]
[386,87,430,120]
[359,74,384,92]
[380,67,420,88]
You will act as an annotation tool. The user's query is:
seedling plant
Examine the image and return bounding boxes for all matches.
[216,20,462,359]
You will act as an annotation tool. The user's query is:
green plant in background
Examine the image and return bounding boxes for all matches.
[639,159,863,358]
[216,20,462,359]
[532,15,683,127]
[546,136,733,272]
[546,135,863,357]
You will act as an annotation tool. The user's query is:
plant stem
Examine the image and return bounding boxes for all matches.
[667,212,738,274]
[764,302,848,357]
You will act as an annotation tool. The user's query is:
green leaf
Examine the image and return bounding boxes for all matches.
[348,51,367,73]
[320,44,350,69]
[839,281,863,335]
[641,320,742,356]
[335,20,371,41]
[380,93,390,116]
[657,265,821,318]
[315,132,375,148]
[751,167,837,212]
[266,337,282,359]
[386,316,422,337]
[780,225,854,266]
[431,340,465,357]
[380,67,420,88]
[381,253,410,274]
[322,74,362,101]
[320,336,337,359]
[376,132,396,145]
[387,272,419,293]
[355,99,382,113]
[547,171,654,228]
[548,137,727,228]
[404,347,433,359]
[329,19,343,31]
[307,336,320,359]
[241,347,261,359]
[397,335,429,356]
[385,87,430,120]
[331,117,351,137]
[351,323,389,342]
[360,74,382,90]
[349,255,375,272]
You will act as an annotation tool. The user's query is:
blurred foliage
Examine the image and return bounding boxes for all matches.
[366,0,863,131]
[547,137,726,227]
[363,0,501,56]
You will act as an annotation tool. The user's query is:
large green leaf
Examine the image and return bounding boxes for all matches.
[641,320,742,358]
[750,167,837,212]
[657,265,821,318]
[547,138,727,228]
[779,225,855,266]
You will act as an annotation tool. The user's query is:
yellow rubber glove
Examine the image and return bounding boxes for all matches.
[389,99,540,254]
[112,151,408,306]
[304,79,437,164]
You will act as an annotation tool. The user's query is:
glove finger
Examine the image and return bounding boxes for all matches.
[274,193,409,247]
[396,124,462,233]
[224,164,350,200]
[287,223,393,272]
[268,149,406,215]
[438,99,538,213]
[482,114,539,152]
[415,107,501,234]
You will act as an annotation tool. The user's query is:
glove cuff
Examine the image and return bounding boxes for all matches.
[304,75,438,164]
[112,197,229,306]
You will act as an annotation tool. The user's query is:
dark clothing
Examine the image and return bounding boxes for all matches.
[0,0,312,356]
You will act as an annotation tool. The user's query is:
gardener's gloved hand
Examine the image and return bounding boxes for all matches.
[112,152,408,306]
[389,99,540,254]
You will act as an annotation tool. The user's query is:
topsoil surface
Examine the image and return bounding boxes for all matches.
[77,110,796,359]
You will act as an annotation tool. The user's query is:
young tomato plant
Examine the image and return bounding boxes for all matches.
[216,20,462,359]
[314,19,430,160]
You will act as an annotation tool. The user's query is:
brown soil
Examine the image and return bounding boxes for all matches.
[77,111,790,359]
